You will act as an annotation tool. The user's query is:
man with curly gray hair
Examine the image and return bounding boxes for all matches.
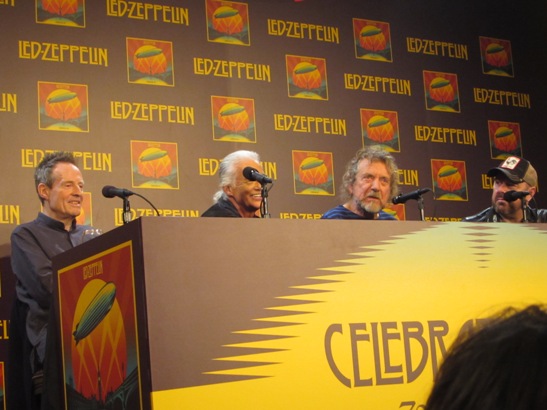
[321,146,399,220]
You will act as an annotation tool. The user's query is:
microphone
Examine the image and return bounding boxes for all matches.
[102,185,134,199]
[243,167,273,184]
[503,190,530,202]
[392,188,432,205]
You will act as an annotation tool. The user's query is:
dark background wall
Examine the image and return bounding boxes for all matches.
[1,1,546,241]
[0,0,546,402]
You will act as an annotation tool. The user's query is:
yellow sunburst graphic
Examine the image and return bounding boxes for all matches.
[152,223,547,408]
[71,279,127,402]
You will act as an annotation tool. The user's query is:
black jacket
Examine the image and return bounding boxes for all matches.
[201,197,241,217]
[463,207,547,223]
[201,197,260,218]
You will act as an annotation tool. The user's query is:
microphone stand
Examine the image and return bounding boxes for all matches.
[260,183,271,218]
[417,195,426,221]
[123,197,132,224]
[392,188,432,221]
[521,198,528,223]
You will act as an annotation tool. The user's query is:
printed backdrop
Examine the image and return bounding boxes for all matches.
[0,0,546,238]
[0,0,546,406]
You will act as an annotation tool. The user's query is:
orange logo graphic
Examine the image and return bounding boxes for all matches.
[488,120,522,159]
[38,81,89,132]
[480,36,514,77]
[286,55,328,100]
[423,71,460,113]
[37,0,85,27]
[131,141,179,189]
[292,150,334,196]
[206,0,250,45]
[211,96,256,142]
[127,38,174,86]
[353,18,392,62]
[431,159,468,201]
[361,109,400,152]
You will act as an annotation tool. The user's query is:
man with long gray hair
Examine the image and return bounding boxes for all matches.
[202,150,267,218]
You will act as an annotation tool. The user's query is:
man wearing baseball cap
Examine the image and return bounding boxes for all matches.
[464,156,547,223]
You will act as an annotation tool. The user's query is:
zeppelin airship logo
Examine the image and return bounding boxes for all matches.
[73,281,117,345]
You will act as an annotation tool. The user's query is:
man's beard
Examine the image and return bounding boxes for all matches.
[493,193,521,218]
[357,197,383,214]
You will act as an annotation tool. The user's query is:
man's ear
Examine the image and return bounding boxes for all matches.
[37,183,49,201]
[223,185,233,198]
[529,186,537,198]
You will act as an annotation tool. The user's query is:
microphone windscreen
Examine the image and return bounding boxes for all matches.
[242,167,256,180]
[102,185,115,198]
[503,190,530,202]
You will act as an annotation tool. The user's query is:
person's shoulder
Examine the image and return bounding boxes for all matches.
[11,221,32,232]
[11,224,27,240]
[378,210,397,220]
[534,208,547,223]
[320,205,346,219]
[202,202,239,217]
[201,205,217,217]
[10,216,40,236]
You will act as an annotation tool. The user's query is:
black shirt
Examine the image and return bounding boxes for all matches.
[201,197,260,218]
[10,213,89,362]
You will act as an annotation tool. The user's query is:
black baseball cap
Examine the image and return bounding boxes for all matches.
[487,156,538,187]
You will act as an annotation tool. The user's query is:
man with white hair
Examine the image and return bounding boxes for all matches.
[202,150,267,218]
